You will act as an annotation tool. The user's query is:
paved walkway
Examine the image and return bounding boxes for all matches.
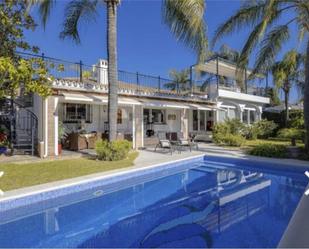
[134,144,243,167]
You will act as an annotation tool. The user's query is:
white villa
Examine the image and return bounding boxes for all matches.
[12,55,270,157]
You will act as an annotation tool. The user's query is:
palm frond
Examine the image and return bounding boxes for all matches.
[219,44,240,62]
[162,0,208,63]
[259,0,276,37]
[212,1,267,47]
[252,25,290,75]
[26,0,55,28]
[60,0,98,43]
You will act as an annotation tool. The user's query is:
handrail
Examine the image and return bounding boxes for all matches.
[12,97,38,123]
[3,97,38,156]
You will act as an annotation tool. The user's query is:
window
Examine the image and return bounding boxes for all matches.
[152,109,166,124]
[193,110,198,131]
[117,109,122,124]
[249,110,255,124]
[63,103,92,123]
[228,108,236,119]
[144,109,166,124]
[218,109,227,122]
[200,110,206,131]
[242,110,248,124]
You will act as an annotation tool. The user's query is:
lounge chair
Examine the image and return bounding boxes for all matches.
[177,132,198,152]
[154,132,173,154]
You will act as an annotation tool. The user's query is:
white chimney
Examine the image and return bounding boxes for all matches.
[96,59,108,85]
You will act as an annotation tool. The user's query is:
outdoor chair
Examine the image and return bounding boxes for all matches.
[177,132,198,152]
[154,131,173,155]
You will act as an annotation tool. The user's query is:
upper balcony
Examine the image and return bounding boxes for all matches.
[192,55,269,103]
[19,52,269,104]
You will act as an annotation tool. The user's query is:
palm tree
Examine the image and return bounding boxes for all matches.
[218,44,240,62]
[29,0,207,141]
[272,50,303,127]
[165,69,190,92]
[212,0,309,153]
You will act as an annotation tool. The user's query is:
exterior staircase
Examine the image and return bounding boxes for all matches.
[0,97,38,155]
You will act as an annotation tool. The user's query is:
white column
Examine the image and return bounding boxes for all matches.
[54,97,59,156]
[132,105,136,149]
[44,98,48,158]
[239,110,243,122]
[181,108,189,139]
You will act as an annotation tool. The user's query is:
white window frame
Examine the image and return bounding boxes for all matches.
[62,103,93,123]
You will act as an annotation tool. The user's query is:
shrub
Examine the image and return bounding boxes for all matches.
[242,125,259,140]
[213,118,245,136]
[224,118,246,135]
[95,139,132,161]
[214,134,245,147]
[242,120,277,140]
[254,120,278,139]
[248,143,287,158]
[277,128,305,146]
[288,110,304,129]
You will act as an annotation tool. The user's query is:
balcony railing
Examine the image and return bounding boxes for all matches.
[17,51,267,99]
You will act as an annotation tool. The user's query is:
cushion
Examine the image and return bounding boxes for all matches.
[160,140,170,148]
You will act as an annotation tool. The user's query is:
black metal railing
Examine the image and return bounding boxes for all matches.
[0,97,38,156]
[16,51,267,98]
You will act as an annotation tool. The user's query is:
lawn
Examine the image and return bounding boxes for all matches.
[0,152,138,192]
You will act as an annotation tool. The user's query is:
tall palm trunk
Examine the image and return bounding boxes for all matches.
[106,0,118,141]
[304,39,309,153]
[284,88,289,127]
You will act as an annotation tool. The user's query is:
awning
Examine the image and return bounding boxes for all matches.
[60,93,217,110]
[60,93,141,105]
[188,103,213,111]
[196,59,252,79]
[139,99,190,109]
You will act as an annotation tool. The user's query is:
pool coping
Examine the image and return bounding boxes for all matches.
[1,152,308,204]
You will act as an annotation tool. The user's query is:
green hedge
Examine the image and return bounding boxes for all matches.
[213,119,277,146]
[214,134,245,147]
[95,139,132,161]
[248,143,287,158]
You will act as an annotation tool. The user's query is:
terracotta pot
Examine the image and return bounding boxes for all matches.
[58,144,62,155]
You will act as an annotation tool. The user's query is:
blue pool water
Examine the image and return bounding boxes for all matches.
[0,156,308,248]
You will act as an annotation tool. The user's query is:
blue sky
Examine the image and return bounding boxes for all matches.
[25,0,302,102]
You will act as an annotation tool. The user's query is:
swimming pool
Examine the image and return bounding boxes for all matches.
[0,155,308,248]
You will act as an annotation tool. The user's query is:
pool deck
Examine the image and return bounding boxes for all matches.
[1,143,308,201]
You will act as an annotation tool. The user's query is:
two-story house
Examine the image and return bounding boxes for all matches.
[5,54,269,157]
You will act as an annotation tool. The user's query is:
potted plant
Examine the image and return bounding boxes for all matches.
[0,129,8,155]
[58,121,66,155]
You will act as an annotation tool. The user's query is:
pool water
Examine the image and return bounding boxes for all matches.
[0,157,307,248]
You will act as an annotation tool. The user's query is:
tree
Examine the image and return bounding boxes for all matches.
[165,69,190,92]
[212,0,309,153]
[272,50,303,127]
[31,0,208,141]
[0,57,52,99]
[265,87,281,107]
[0,0,51,98]
[218,44,240,62]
